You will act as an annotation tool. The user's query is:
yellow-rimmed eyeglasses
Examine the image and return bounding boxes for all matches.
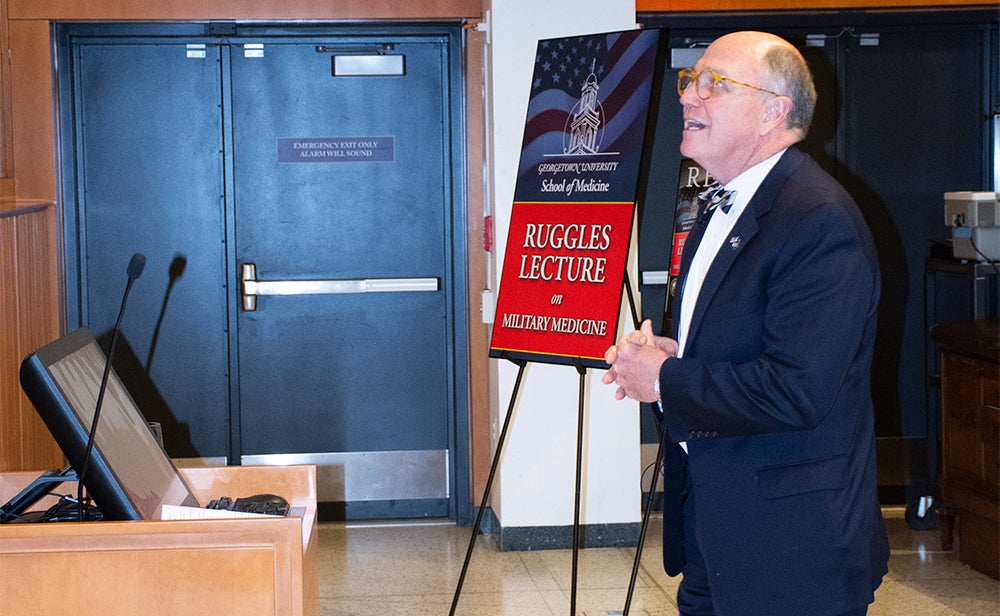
[677,67,783,99]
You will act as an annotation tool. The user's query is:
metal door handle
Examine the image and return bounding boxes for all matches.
[241,262,439,311]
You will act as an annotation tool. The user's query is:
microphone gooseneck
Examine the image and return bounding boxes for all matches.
[77,253,145,520]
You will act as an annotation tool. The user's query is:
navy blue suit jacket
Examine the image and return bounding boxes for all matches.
[658,147,889,615]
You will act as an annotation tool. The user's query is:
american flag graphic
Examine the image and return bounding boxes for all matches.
[514,28,661,202]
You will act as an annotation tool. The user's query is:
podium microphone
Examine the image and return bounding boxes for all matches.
[76,253,146,520]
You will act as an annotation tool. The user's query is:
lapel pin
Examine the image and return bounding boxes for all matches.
[729,235,741,249]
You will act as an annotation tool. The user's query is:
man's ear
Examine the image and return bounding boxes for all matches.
[762,96,791,130]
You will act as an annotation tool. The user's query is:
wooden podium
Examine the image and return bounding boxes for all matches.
[0,464,318,615]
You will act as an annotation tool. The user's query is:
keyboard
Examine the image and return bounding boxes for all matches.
[206,495,290,516]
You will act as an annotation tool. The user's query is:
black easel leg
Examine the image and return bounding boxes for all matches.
[622,435,664,614]
[623,275,640,329]
[449,359,527,616]
[571,363,587,616]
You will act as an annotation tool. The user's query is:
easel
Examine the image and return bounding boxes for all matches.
[450,278,665,615]
[449,24,666,612]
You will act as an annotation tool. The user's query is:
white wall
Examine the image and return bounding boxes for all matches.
[485,0,640,528]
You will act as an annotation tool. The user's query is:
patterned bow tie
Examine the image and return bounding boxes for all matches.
[697,182,736,215]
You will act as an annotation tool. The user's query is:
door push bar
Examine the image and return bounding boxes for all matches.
[240,262,439,312]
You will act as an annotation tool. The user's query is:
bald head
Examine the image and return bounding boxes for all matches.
[715,31,817,138]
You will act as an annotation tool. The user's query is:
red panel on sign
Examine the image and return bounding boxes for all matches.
[490,201,635,367]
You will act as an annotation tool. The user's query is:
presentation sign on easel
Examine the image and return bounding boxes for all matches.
[489,28,663,368]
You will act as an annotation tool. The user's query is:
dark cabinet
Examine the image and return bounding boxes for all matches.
[933,320,999,579]
[923,257,999,503]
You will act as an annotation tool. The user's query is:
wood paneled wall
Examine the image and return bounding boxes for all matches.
[5,0,480,21]
[637,0,979,10]
[0,0,12,180]
[0,203,63,472]
[1,9,67,471]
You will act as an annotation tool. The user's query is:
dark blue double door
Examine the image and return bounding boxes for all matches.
[59,25,468,519]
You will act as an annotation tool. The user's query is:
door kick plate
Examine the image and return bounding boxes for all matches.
[240,262,439,311]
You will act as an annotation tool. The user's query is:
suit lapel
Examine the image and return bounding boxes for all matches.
[684,211,760,342]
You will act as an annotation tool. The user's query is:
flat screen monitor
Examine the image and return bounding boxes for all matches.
[19,327,200,520]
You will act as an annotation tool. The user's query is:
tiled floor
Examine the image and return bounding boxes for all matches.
[317,506,999,615]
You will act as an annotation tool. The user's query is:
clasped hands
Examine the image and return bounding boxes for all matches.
[602,319,678,402]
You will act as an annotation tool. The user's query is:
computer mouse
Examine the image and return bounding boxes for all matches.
[246,493,289,507]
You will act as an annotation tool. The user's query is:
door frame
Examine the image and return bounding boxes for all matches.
[54,21,472,521]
